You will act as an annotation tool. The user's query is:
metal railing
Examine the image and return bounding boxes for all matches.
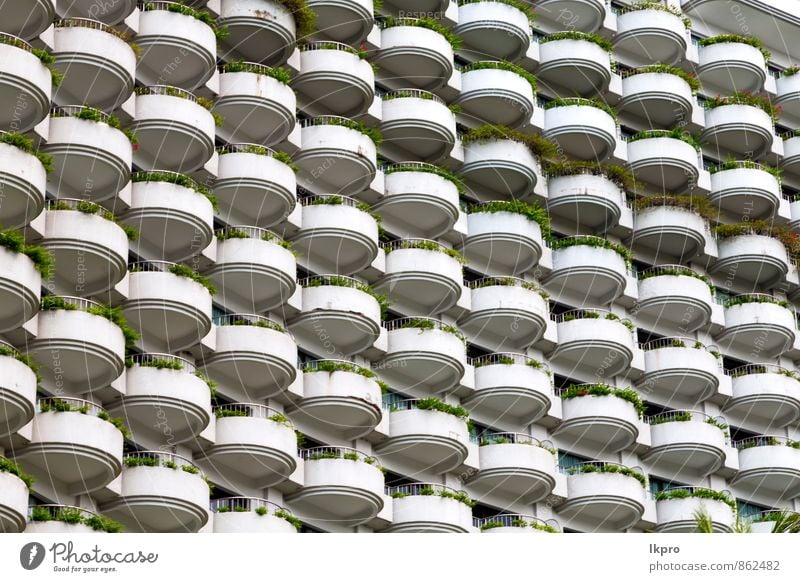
[637,264,709,281]
[128,352,196,374]
[734,435,798,450]
[639,336,717,353]
[213,313,286,332]
[213,403,290,423]
[301,358,370,375]
[37,396,106,417]
[135,85,197,102]
[385,482,461,497]
[128,259,178,273]
[218,62,275,76]
[131,169,203,190]
[382,88,446,105]
[215,224,284,241]
[721,292,791,309]
[43,295,102,311]
[379,161,441,174]
[748,509,799,523]
[474,514,560,532]
[0,338,19,355]
[726,362,796,378]
[0,32,33,53]
[300,446,380,467]
[298,115,354,128]
[377,17,423,29]
[465,276,544,292]
[138,1,194,13]
[656,485,733,500]
[383,316,449,332]
[468,352,550,372]
[28,504,96,522]
[123,450,202,474]
[210,497,288,514]
[299,41,360,55]
[216,143,277,157]
[381,238,450,253]
[553,308,635,332]
[45,198,114,217]
[298,194,363,208]
[298,274,366,289]
[50,104,113,123]
[561,459,644,477]
[478,432,554,450]
[644,409,715,425]
[56,17,126,37]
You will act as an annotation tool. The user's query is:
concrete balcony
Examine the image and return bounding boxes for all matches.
[710,235,789,289]
[0,0,54,40]
[57,0,135,24]
[103,452,209,532]
[135,1,216,90]
[291,195,379,275]
[618,70,694,127]
[776,73,800,119]
[215,64,296,146]
[636,266,714,332]
[112,353,211,442]
[732,436,800,498]
[380,91,457,162]
[28,296,126,392]
[642,410,728,476]
[204,404,297,487]
[214,144,297,227]
[211,498,298,533]
[0,137,46,229]
[376,399,469,474]
[377,318,467,394]
[286,447,384,527]
[204,314,297,400]
[376,163,460,239]
[655,487,735,532]
[306,0,373,44]
[376,239,464,313]
[121,172,214,263]
[716,294,796,359]
[52,19,136,111]
[639,337,721,403]
[466,433,557,502]
[532,0,606,33]
[697,40,767,93]
[537,36,612,96]
[460,278,549,349]
[701,103,774,158]
[724,364,800,429]
[0,246,41,333]
[749,510,800,534]
[288,275,381,356]
[464,353,552,424]
[458,137,540,198]
[130,86,215,173]
[456,64,535,129]
[385,483,474,533]
[123,262,213,352]
[631,204,709,261]
[207,226,297,312]
[546,237,629,304]
[290,360,382,439]
[784,134,800,174]
[614,6,688,64]
[295,116,377,195]
[476,514,559,534]
[0,466,28,532]
[626,134,699,191]
[376,19,454,91]
[0,342,37,437]
[455,0,531,62]
[16,397,122,494]
[550,310,636,377]
[0,35,52,132]
[543,99,617,161]
[708,162,781,219]
[546,170,627,232]
[218,0,297,66]
[24,505,105,534]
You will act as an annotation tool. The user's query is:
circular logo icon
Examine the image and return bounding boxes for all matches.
[20,542,46,570]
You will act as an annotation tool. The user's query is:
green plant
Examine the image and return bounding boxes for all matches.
[220,61,292,85]
[0,131,53,173]
[567,463,647,487]
[480,521,504,531]
[632,194,718,222]
[783,65,800,77]
[302,276,390,319]
[123,456,159,468]
[656,488,737,511]
[541,31,612,51]
[705,91,781,123]
[49,199,139,240]
[627,127,701,150]
[215,408,248,418]
[619,2,691,29]
[386,239,467,264]
[549,236,632,266]
[196,96,223,126]
[461,61,537,91]
[86,304,139,347]
[714,220,800,259]
[167,263,217,294]
[413,397,469,419]
[383,163,465,194]
[131,171,219,211]
[708,158,782,180]
[143,1,229,40]
[706,417,729,435]
[399,318,466,342]
[32,48,64,87]
[723,294,790,309]
[162,460,178,470]
[181,464,199,475]
[195,371,217,397]
[561,384,645,418]
[255,506,268,516]
[467,199,551,240]
[308,116,382,145]
[625,64,701,93]
[0,344,39,379]
[639,266,714,292]
[97,411,130,438]
[83,515,124,533]
[459,0,534,19]
[381,17,461,50]
[544,97,617,121]
[52,106,139,145]
[649,411,693,425]
[543,160,636,192]
[274,509,302,530]
[461,124,558,159]
[136,357,184,371]
[699,34,771,62]
[0,456,34,489]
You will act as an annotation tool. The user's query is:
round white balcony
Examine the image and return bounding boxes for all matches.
[130,86,215,172]
[385,484,474,533]
[638,338,721,403]
[376,20,453,91]
[748,510,800,534]
[626,135,700,191]
[559,463,646,531]
[135,2,216,90]
[458,136,541,198]
[533,0,605,33]
[0,137,46,229]
[0,343,37,437]
[123,264,213,352]
[477,514,559,534]
[41,200,130,296]
[24,505,106,534]
[0,0,54,40]
[636,267,714,332]
[204,315,297,400]
[376,401,469,474]
[733,437,800,498]
[204,404,297,486]
[618,70,695,127]
[643,410,728,476]
[783,134,800,173]
[214,145,297,227]
[554,385,641,453]
[461,203,544,275]
[708,162,781,218]
[547,237,628,304]
[288,276,381,356]
[215,64,296,146]
[28,297,126,392]
[543,99,617,160]
[537,36,612,96]
[456,64,535,129]
[122,173,214,262]
[376,163,460,239]
[614,7,688,64]
[655,488,735,532]
[701,103,774,158]
[631,203,709,260]
[286,448,384,527]
[698,40,767,93]
[0,36,52,132]
[112,354,211,442]
[52,19,136,111]
[460,278,549,349]
[102,452,209,533]
[725,364,800,429]
[791,199,800,231]
[0,468,28,532]
[466,433,557,503]
[291,196,379,275]
[57,0,136,24]
[306,0,372,44]
[218,0,297,66]
[17,398,122,494]
[717,295,796,359]
[550,310,635,377]
[207,227,296,312]
[464,353,552,424]
[776,73,800,119]
[0,246,41,333]
[290,361,382,439]
[376,239,464,313]
[211,498,298,533]
[380,91,457,162]
[455,0,531,62]
[710,235,789,289]
[546,171,627,231]
[378,318,467,394]
[295,116,378,195]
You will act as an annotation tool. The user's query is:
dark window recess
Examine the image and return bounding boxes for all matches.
[737,500,771,520]
[619,126,638,140]
[383,310,405,323]
[299,522,325,533]
[729,425,759,443]
[637,328,663,345]
[296,349,319,367]
[562,527,582,533]
[209,483,237,501]
[553,374,582,390]
[382,470,416,488]
[472,502,502,520]
[463,268,484,283]
[776,124,792,135]
[722,355,747,373]
[631,259,652,275]
[549,301,573,317]
[557,451,591,471]
[466,344,491,359]
[299,434,325,449]
[701,155,719,170]
[382,389,410,410]
[648,476,686,497]
[643,402,671,417]
[296,266,312,280]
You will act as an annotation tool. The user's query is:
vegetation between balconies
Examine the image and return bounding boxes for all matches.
[699,34,771,62]
[142,1,229,40]
[707,158,782,180]
[215,227,296,254]
[461,60,537,91]
[302,275,390,319]
[385,239,467,264]
[479,433,556,454]
[471,354,550,374]
[627,127,701,150]
[561,309,636,332]
[40,297,140,347]
[51,106,139,146]
[306,116,382,145]
[737,436,800,449]
[38,398,131,437]
[391,397,469,419]
[458,0,535,21]
[398,318,466,342]
[655,488,737,511]
[649,410,693,425]
[304,194,383,225]
[0,229,52,278]
[470,276,549,300]
[638,266,714,292]
[461,124,558,159]
[0,456,34,489]
[544,97,617,121]
[723,293,790,309]
[131,171,219,211]
[275,0,316,40]
[714,220,800,258]
[751,511,800,533]
[565,463,647,487]
[618,1,691,29]
[223,315,285,333]
[540,31,612,52]
[705,417,729,437]
[0,131,54,173]
[381,90,462,114]
[624,64,700,93]
[220,61,292,85]
[390,486,475,507]
[303,359,389,393]
[705,91,781,123]
[543,160,635,192]
[222,145,297,172]
[215,503,302,529]
[0,343,40,379]
[383,162,465,193]
[466,199,551,240]
[30,506,123,533]
[0,35,63,86]
[214,408,291,427]
[560,384,645,418]
[550,235,633,266]
[783,65,800,77]
[632,194,717,222]
[380,17,462,50]
[49,200,138,240]
[480,519,558,533]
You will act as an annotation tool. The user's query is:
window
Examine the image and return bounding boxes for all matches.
[737,500,771,520]
[553,374,582,391]
[558,451,590,471]
[649,476,686,498]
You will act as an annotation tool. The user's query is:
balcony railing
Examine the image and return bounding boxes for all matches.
[213,313,286,332]
[123,450,202,474]
[300,446,381,467]
[37,396,106,417]
[301,358,369,374]
[0,32,33,54]
[726,362,797,378]
[383,88,446,105]
[214,225,287,244]
[298,194,365,208]
[210,497,288,514]
[478,432,555,451]
[474,514,560,532]
[28,504,96,522]
[135,85,198,102]
[553,308,636,335]
[386,482,465,497]
[50,105,114,123]
[127,352,197,374]
[213,403,291,423]
[469,352,552,374]
[640,336,723,365]
[55,17,125,36]
[383,317,465,342]
[733,435,799,450]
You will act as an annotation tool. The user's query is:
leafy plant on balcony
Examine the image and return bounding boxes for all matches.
[714,220,800,259]
[123,456,160,468]
[386,239,467,264]
[471,276,549,299]
[302,275,390,318]
[472,355,516,368]
[787,440,800,449]
[167,263,217,295]
[254,506,268,516]
[542,160,636,192]
[215,408,248,418]
[461,60,537,91]
[85,303,140,347]
[195,370,218,398]
[182,464,200,475]
[649,411,693,425]
[459,0,534,20]
[261,230,296,252]
[625,64,701,93]
[381,17,462,50]
[0,344,40,379]
[566,463,647,487]
[52,106,139,146]
[627,127,702,150]
[131,171,219,211]
[195,96,224,127]
[705,91,781,123]
[708,158,782,180]
[275,509,303,530]
[479,521,505,531]
[541,31,612,52]
[549,235,633,266]
[705,417,730,437]
[383,162,465,194]
[699,34,771,62]
[0,456,34,489]
[410,397,469,419]
[618,2,691,29]
[632,194,718,223]
[39,398,86,413]
[639,266,714,292]
[0,35,64,85]
[97,411,130,438]
[49,199,139,240]
[560,384,645,418]
[221,61,293,85]
[723,293,790,309]
[135,357,184,371]
[227,316,285,333]
[83,514,124,533]
[728,365,767,378]
[656,488,737,511]
[544,97,617,122]
[461,124,558,160]
[143,1,229,40]
[783,65,800,77]
[467,199,551,240]
[310,116,383,145]
[399,318,466,342]
[0,131,54,173]
[738,436,781,450]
